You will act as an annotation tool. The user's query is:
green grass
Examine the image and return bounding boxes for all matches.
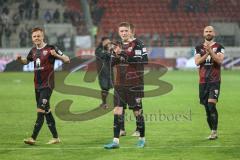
[0,70,240,160]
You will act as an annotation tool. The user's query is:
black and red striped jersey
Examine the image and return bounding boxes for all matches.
[27,44,63,89]
[112,38,148,86]
[195,42,224,84]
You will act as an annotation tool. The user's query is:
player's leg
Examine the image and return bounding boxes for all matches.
[199,83,213,132]
[42,88,60,144]
[98,76,110,108]
[131,113,140,137]
[45,110,60,144]
[133,109,145,147]
[24,89,45,145]
[204,104,213,130]
[131,97,145,148]
[104,106,123,149]
[119,108,127,136]
[100,89,109,108]
[104,86,125,149]
[129,89,141,137]
[206,82,220,140]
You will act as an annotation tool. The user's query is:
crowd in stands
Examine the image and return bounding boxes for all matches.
[0,0,238,49]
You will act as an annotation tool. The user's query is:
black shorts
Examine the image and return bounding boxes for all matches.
[114,85,143,110]
[199,82,220,106]
[35,87,53,111]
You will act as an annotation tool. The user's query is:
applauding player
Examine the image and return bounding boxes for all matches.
[195,26,224,140]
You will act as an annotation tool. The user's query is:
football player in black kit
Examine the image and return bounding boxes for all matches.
[195,26,224,140]
[17,27,70,145]
[104,22,148,149]
[95,37,113,109]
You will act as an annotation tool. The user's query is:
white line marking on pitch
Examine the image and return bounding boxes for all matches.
[0,145,240,150]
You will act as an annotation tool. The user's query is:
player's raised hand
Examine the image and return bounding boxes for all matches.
[16,55,22,61]
[113,45,122,55]
[16,55,29,64]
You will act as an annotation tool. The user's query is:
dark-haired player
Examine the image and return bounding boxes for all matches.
[95,37,113,108]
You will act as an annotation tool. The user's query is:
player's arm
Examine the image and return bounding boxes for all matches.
[16,49,33,65]
[110,45,124,66]
[195,53,209,66]
[194,46,209,66]
[204,45,224,64]
[141,45,148,64]
[50,48,70,63]
[131,40,148,63]
[95,47,106,59]
[16,56,29,64]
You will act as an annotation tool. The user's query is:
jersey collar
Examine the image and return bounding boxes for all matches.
[36,43,47,49]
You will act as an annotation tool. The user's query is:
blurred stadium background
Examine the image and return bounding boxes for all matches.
[0,0,239,71]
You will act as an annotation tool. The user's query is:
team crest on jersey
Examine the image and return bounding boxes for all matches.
[43,50,48,56]
[127,47,133,52]
[212,48,217,53]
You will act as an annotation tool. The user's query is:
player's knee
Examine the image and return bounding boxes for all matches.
[102,89,109,93]
[133,109,143,117]
[114,106,123,115]
[208,99,217,104]
[37,108,45,113]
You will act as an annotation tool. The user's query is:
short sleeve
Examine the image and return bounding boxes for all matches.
[52,46,63,56]
[26,49,33,61]
[216,44,225,54]
[194,46,201,55]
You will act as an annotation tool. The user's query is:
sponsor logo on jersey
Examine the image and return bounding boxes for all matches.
[135,50,142,55]
[212,47,217,53]
[127,47,133,52]
[43,50,48,56]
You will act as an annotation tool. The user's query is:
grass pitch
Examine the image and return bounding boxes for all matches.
[0,70,239,160]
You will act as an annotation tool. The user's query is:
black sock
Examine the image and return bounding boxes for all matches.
[135,118,139,132]
[208,102,218,130]
[120,110,125,131]
[31,112,44,140]
[113,114,122,138]
[45,112,58,138]
[136,114,145,137]
[204,105,212,130]
[101,90,108,104]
